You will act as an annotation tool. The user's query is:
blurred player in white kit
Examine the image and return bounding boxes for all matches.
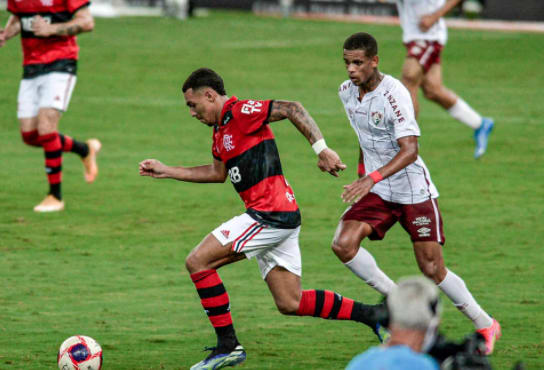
[396,0,493,158]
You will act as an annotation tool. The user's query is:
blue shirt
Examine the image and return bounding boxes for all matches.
[346,345,439,370]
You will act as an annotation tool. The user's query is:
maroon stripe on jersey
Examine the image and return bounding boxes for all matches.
[239,175,298,212]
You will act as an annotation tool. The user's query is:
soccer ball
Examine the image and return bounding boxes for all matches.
[57,335,103,370]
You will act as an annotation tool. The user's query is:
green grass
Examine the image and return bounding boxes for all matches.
[1,10,543,369]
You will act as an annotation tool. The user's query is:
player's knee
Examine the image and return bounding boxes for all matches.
[331,235,359,261]
[418,262,444,283]
[185,251,202,274]
[422,84,441,102]
[275,298,299,315]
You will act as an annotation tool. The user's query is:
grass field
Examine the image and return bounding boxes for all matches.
[1,10,543,370]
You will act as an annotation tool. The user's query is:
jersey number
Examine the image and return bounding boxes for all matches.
[228,166,242,183]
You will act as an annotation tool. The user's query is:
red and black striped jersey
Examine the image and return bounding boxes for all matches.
[7,0,90,78]
[212,96,301,229]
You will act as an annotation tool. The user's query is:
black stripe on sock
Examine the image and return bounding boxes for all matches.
[328,293,343,319]
[46,166,62,174]
[197,284,226,299]
[205,303,231,317]
[45,150,62,158]
[71,139,89,157]
[313,290,325,317]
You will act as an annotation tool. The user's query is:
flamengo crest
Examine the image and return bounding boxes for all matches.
[223,134,235,152]
[41,0,53,6]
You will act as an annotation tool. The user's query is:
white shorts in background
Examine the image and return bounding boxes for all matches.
[212,213,302,279]
[17,72,77,119]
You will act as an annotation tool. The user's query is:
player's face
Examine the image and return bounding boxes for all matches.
[343,49,378,86]
[183,88,217,126]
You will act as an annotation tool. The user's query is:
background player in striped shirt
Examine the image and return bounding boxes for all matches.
[396,0,494,158]
[331,32,500,355]
[139,68,388,370]
[1,0,100,212]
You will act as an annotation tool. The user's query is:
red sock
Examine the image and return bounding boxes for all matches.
[191,269,236,339]
[37,133,63,199]
[296,290,354,320]
[21,129,40,147]
[59,133,74,152]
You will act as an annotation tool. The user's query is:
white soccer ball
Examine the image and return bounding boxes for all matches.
[57,335,103,370]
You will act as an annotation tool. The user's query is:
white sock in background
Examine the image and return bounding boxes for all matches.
[344,247,396,296]
[438,269,493,329]
[447,98,482,129]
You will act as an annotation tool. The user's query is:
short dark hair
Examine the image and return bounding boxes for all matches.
[182,68,227,95]
[343,32,378,58]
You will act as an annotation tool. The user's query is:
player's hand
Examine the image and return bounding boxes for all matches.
[341,176,374,203]
[317,148,347,177]
[139,159,169,179]
[32,16,55,37]
[419,14,437,32]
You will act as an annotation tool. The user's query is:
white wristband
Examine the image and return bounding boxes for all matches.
[312,139,328,155]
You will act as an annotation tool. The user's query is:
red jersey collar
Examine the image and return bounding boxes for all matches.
[219,96,238,126]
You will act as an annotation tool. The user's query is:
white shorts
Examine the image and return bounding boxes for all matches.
[212,213,302,279]
[17,72,77,119]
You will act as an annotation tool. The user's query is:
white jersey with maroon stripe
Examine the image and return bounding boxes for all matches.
[396,0,448,45]
[338,75,439,204]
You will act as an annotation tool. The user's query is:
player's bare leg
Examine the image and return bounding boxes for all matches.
[186,234,246,370]
[422,64,494,159]
[412,241,500,354]
[264,266,389,342]
[401,57,425,117]
[332,220,395,296]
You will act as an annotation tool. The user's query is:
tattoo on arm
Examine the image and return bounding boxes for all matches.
[268,100,323,144]
[56,24,83,36]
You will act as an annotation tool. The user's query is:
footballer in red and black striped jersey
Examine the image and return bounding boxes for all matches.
[212,97,300,229]
[7,0,90,78]
[2,0,99,212]
[140,68,390,369]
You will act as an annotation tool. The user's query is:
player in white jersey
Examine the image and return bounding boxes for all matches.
[396,0,494,159]
[331,33,501,355]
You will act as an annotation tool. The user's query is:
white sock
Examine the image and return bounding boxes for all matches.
[438,269,493,329]
[344,247,396,296]
[447,98,482,130]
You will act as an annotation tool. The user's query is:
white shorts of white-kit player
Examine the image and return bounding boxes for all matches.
[17,72,77,119]
[212,213,302,280]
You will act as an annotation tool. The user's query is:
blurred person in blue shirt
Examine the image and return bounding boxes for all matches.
[346,276,441,370]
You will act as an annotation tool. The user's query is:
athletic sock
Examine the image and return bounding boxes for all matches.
[344,248,396,296]
[438,269,493,330]
[59,134,89,158]
[447,98,482,130]
[37,132,63,200]
[295,289,385,328]
[190,269,238,349]
[21,129,41,147]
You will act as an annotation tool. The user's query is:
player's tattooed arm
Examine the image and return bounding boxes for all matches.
[268,100,323,144]
[33,7,94,37]
[269,100,346,177]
